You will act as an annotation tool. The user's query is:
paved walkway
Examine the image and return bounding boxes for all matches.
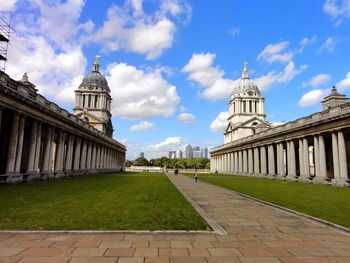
[1,174,350,263]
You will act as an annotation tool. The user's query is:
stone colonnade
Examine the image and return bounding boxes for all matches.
[0,70,126,183]
[0,109,125,183]
[211,129,350,187]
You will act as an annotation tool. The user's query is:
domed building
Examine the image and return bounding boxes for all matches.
[74,56,113,137]
[224,62,271,143]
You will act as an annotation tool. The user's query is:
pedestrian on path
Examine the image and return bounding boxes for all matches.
[194,168,198,182]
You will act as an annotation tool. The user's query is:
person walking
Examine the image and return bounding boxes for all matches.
[194,168,198,182]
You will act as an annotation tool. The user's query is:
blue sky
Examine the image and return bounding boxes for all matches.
[1,0,350,160]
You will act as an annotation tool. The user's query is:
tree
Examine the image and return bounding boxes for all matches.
[134,157,149,166]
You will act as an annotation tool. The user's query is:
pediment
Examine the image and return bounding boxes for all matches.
[76,111,101,123]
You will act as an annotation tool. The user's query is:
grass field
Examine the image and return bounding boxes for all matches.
[0,172,209,230]
[182,173,350,228]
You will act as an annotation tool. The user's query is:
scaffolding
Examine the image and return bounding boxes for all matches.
[0,15,13,72]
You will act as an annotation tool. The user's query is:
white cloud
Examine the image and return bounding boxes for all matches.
[142,137,186,158]
[323,0,350,24]
[159,0,192,23]
[299,89,329,107]
[302,74,331,88]
[7,35,86,101]
[257,41,294,64]
[107,63,180,119]
[24,0,88,47]
[183,52,305,101]
[228,27,240,37]
[201,78,236,100]
[85,0,190,60]
[210,111,228,132]
[319,37,339,53]
[337,72,350,90]
[177,113,195,123]
[0,0,17,11]
[182,53,234,101]
[130,121,156,131]
[255,61,308,91]
[299,36,317,52]
[182,53,223,87]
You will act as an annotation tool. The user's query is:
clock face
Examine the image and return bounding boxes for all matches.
[248,91,253,96]
[88,86,94,90]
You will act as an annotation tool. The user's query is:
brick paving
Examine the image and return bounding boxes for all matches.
[1,174,349,262]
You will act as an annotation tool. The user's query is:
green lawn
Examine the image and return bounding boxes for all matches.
[182,173,350,228]
[0,172,209,230]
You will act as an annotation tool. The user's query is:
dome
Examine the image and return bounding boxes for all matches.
[79,56,110,92]
[231,62,260,96]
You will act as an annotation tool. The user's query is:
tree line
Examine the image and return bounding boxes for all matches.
[126,157,210,169]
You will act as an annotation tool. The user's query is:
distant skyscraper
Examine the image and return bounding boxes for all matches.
[193,150,202,159]
[169,151,176,159]
[176,149,183,159]
[185,144,193,158]
[140,152,145,158]
[193,146,200,151]
[202,148,208,159]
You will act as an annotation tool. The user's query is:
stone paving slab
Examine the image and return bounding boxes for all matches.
[0,173,349,262]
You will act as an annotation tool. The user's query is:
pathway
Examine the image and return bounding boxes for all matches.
[0,174,349,263]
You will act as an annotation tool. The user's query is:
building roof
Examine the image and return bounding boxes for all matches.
[79,56,110,92]
[231,62,260,97]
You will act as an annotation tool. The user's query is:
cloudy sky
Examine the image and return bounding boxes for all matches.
[1,0,350,159]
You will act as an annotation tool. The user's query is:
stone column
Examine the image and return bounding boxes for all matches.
[96,145,101,170]
[86,141,92,170]
[100,147,105,169]
[223,154,226,172]
[332,132,340,180]
[234,152,238,173]
[260,146,267,175]
[14,115,26,174]
[288,140,297,178]
[91,143,97,170]
[33,122,42,174]
[318,134,327,180]
[243,150,247,174]
[42,126,53,174]
[104,148,108,169]
[5,113,20,174]
[27,120,38,173]
[248,149,253,174]
[276,143,283,177]
[268,144,275,176]
[65,134,74,173]
[338,130,348,179]
[73,137,81,171]
[253,147,260,174]
[302,137,310,179]
[80,139,87,170]
[238,151,242,173]
[55,130,65,176]
[333,130,348,186]
[313,136,320,179]
[298,138,304,177]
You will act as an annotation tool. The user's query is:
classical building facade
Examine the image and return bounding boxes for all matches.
[211,65,350,187]
[225,63,271,143]
[0,64,126,183]
[74,56,113,137]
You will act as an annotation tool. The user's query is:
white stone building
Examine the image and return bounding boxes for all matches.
[224,63,271,143]
[74,56,113,137]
